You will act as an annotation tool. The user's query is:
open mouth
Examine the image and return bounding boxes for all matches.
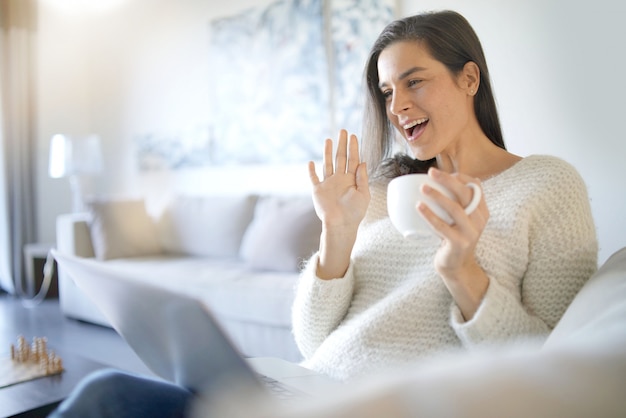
[403,118,429,140]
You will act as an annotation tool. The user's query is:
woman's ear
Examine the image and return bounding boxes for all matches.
[462,61,480,95]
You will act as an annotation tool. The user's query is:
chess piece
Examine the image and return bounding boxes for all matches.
[47,351,56,375]
[15,335,28,362]
[9,335,63,375]
[31,340,39,362]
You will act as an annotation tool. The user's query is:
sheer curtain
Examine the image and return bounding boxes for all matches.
[0,0,38,294]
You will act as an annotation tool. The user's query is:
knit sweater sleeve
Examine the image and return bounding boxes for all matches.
[451,156,598,347]
[291,252,356,360]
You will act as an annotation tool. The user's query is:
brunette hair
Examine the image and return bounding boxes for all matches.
[361,10,505,178]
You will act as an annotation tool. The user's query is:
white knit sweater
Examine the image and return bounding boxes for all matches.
[292,155,598,381]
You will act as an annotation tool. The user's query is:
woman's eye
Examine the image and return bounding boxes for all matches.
[408,79,421,88]
[381,90,392,100]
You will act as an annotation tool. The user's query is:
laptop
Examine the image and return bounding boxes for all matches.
[51,250,335,400]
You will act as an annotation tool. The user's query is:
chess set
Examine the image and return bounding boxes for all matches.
[0,335,64,389]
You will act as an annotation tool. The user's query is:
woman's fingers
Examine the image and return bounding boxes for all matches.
[321,130,361,180]
[428,168,481,213]
[322,138,334,179]
[423,183,474,228]
[334,129,349,175]
[417,168,489,243]
[308,161,321,186]
[347,134,360,174]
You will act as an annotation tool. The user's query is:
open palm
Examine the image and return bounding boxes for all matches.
[308,130,370,229]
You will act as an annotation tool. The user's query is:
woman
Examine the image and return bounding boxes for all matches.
[291,10,598,381]
[49,10,597,417]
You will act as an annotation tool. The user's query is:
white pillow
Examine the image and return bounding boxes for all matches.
[87,198,163,260]
[239,196,321,272]
[545,246,626,346]
[158,195,258,258]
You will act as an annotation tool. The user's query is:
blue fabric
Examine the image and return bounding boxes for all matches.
[48,369,193,418]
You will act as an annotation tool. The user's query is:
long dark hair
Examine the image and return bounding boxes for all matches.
[361,10,505,178]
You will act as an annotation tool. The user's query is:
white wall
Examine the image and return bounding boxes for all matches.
[36,0,626,263]
[36,0,311,231]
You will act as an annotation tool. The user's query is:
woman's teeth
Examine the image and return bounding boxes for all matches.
[403,118,429,130]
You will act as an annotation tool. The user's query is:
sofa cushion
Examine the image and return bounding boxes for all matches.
[87,198,162,260]
[239,195,321,272]
[97,256,297,327]
[158,195,258,258]
[544,246,626,347]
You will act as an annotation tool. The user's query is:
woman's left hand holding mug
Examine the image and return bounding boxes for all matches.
[418,167,490,320]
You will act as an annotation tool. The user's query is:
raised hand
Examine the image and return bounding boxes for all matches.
[308,129,370,280]
[308,129,370,230]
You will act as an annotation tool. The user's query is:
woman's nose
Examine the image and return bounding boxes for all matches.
[389,91,411,116]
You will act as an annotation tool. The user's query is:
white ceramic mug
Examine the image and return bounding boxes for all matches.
[387,173,482,238]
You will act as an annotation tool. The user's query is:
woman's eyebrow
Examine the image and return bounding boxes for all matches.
[379,66,427,89]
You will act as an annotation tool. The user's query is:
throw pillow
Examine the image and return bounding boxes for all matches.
[87,198,163,260]
[239,196,321,272]
[158,195,258,258]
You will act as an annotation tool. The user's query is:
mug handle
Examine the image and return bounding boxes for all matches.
[463,183,482,215]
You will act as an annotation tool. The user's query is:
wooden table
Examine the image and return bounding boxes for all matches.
[0,349,110,417]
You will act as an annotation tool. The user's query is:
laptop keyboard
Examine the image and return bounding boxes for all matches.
[257,374,304,402]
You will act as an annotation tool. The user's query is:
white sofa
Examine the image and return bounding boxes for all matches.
[196,246,626,417]
[56,194,322,363]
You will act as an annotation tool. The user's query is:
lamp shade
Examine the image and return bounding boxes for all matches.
[49,134,103,178]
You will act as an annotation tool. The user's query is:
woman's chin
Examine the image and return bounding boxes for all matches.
[408,147,434,162]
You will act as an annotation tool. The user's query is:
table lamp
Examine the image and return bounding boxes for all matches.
[49,134,103,212]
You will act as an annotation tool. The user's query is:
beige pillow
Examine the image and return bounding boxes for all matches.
[87,199,162,260]
[157,195,258,258]
[239,196,321,272]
